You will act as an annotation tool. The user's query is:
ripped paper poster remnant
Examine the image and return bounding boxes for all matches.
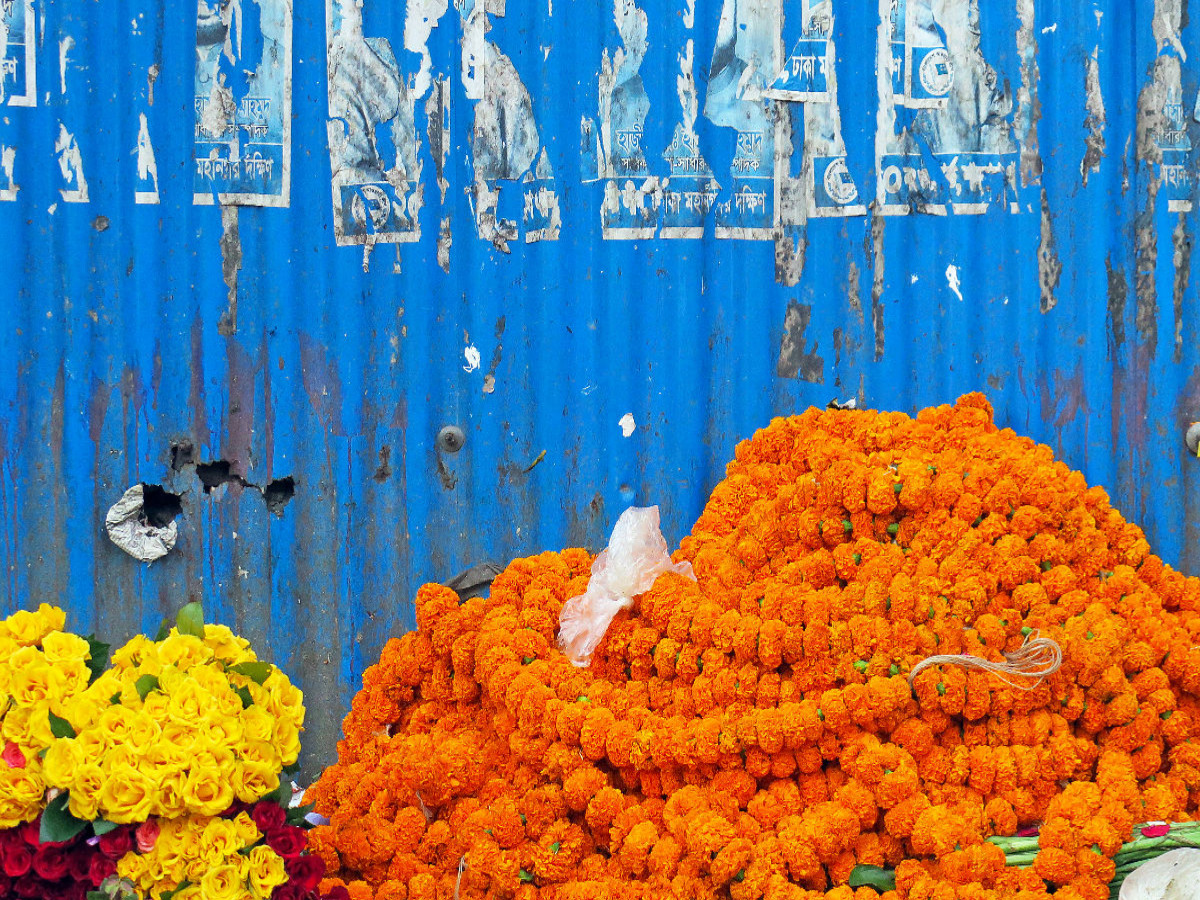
[194,0,292,206]
[105,485,178,563]
[1,0,36,108]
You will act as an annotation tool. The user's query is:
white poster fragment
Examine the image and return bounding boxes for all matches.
[1,0,35,107]
[194,0,292,207]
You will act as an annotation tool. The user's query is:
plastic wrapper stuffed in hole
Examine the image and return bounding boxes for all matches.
[557,506,695,667]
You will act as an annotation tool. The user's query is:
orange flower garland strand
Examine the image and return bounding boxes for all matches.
[309,395,1200,900]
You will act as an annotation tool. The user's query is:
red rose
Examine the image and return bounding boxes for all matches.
[270,886,303,900]
[87,853,116,885]
[31,845,69,880]
[2,743,25,770]
[265,826,306,859]
[67,846,92,882]
[251,801,287,834]
[17,823,38,848]
[322,887,351,900]
[98,827,134,859]
[284,854,324,892]
[0,844,31,878]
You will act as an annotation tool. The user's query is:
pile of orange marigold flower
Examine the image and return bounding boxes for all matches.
[308,394,1200,900]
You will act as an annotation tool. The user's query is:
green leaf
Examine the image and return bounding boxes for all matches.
[286,802,315,827]
[109,692,122,705]
[518,869,534,883]
[176,602,205,638]
[853,660,869,673]
[153,618,171,642]
[161,880,193,900]
[550,842,561,854]
[134,674,159,701]
[40,792,88,843]
[84,635,110,684]
[234,686,254,709]
[848,865,896,891]
[47,712,76,739]
[228,661,273,685]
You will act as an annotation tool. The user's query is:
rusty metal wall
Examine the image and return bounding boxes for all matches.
[1,0,1199,773]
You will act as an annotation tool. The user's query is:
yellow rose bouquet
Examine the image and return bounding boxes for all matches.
[0,603,105,829]
[43,602,305,826]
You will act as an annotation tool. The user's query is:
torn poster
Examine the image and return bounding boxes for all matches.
[661,39,719,238]
[459,0,559,250]
[703,0,781,239]
[876,0,1020,215]
[589,0,658,238]
[1,0,35,108]
[194,0,292,207]
[326,0,423,245]
[764,0,864,218]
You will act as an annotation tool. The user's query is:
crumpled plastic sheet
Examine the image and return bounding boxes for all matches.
[1119,848,1200,900]
[557,506,695,667]
[104,484,177,562]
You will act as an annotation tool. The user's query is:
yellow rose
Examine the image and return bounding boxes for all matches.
[274,717,301,767]
[98,764,155,823]
[156,632,213,671]
[230,811,261,847]
[199,862,245,900]
[151,769,189,818]
[65,763,105,819]
[96,704,138,746]
[127,710,161,748]
[42,737,83,789]
[200,817,244,860]
[1,707,31,745]
[199,712,242,748]
[232,760,280,804]
[74,729,108,765]
[240,706,275,743]
[110,633,157,669]
[102,745,139,771]
[160,721,196,755]
[2,604,65,646]
[40,631,90,664]
[141,689,170,722]
[165,680,209,726]
[182,763,234,816]
[0,767,43,819]
[235,738,277,768]
[202,624,254,663]
[246,845,288,899]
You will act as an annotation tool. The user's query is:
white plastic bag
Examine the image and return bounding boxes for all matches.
[557,506,695,667]
[1120,849,1200,900]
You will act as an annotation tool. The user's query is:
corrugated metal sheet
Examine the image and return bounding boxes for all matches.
[1,0,1198,773]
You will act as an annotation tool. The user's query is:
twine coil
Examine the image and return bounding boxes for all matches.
[907,630,1063,690]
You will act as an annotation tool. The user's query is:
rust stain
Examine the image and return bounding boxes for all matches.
[870,212,885,361]
[1134,186,1159,351]
[224,339,256,479]
[218,206,242,336]
[1172,213,1190,364]
[299,334,347,437]
[189,315,211,451]
[1106,255,1127,350]
[1037,189,1061,313]
[777,300,824,383]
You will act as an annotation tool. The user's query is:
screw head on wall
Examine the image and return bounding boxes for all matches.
[1186,422,1200,456]
[437,425,466,454]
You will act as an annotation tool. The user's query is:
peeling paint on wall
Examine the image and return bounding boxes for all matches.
[194,0,292,206]
[1038,190,1061,313]
[135,112,160,204]
[1172,214,1190,363]
[57,35,73,97]
[1081,47,1106,186]
[777,299,824,381]
[218,206,242,335]
[0,143,15,200]
[869,211,885,360]
[54,123,88,202]
[1138,0,1189,209]
[1014,0,1041,187]
[1,0,35,107]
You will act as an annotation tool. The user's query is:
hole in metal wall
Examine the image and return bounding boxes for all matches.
[263,477,295,516]
[196,460,240,493]
[140,484,183,528]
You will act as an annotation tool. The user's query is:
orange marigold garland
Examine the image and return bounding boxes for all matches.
[310,395,1200,900]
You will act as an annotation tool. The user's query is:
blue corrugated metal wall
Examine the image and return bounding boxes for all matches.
[1,0,1198,772]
